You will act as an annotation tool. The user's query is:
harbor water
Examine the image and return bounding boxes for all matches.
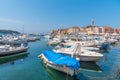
[0,37,120,80]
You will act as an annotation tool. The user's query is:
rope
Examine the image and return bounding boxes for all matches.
[64,65,69,80]
[66,71,69,80]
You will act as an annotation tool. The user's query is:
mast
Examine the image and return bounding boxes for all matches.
[22,25,24,34]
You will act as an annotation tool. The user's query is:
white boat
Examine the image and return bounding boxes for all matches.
[0,45,10,49]
[81,46,99,51]
[55,45,99,51]
[53,43,103,61]
[47,38,61,45]
[27,37,40,42]
[38,50,80,76]
[0,44,28,57]
[64,40,103,47]
[44,35,51,39]
[108,38,118,44]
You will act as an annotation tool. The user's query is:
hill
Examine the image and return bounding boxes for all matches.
[0,30,20,34]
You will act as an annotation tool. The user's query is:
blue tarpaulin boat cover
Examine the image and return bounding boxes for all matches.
[42,50,80,69]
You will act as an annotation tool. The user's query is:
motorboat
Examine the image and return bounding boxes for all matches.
[53,43,103,61]
[0,44,28,57]
[38,50,80,76]
[47,38,61,46]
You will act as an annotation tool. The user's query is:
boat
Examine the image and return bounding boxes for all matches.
[38,50,80,76]
[63,36,111,50]
[0,45,10,50]
[41,61,79,80]
[27,37,40,42]
[55,45,99,51]
[53,42,103,61]
[82,46,99,51]
[0,39,28,46]
[108,38,118,44]
[47,38,61,46]
[0,44,28,57]
[44,35,51,39]
[64,40,102,47]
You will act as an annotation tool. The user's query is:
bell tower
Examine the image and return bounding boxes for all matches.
[91,19,94,26]
[91,19,94,32]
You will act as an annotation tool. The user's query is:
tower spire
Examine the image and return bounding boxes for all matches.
[91,19,94,26]
[91,19,94,33]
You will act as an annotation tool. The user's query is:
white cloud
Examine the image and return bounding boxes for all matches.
[0,18,24,25]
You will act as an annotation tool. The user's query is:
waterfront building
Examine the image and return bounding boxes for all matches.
[67,26,80,34]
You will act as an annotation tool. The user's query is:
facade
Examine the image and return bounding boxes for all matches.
[115,28,120,34]
[94,27,99,34]
[86,25,94,35]
[51,25,120,35]
[67,26,80,34]
[104,26,113,33]
[79,27,86,34]
[97,27,105,34]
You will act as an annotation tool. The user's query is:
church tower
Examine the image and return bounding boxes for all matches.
[91,19,94,32]
[91,19,94,26]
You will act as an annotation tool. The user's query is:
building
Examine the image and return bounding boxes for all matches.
[115,28,120,34]
[67,26,80,34]
[86,25,94,35]
[104,26,113,33]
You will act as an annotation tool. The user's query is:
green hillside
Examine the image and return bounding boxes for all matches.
[0,30,20,34]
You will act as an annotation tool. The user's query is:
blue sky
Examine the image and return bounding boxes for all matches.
[0,0,120,33]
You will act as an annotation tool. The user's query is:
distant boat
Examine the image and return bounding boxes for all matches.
[44,35,51,39]
[47,38,61,46]
[27,37,40,42]
[0,44,28,57]
[38,50,80,76]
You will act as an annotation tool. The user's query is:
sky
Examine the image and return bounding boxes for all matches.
[0,0,120,34]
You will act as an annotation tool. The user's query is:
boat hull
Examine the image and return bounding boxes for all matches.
[0,47,28,57]
[46,62,75,76]
[77,55,102,61]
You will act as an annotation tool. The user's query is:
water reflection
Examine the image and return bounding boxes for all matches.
[80,61,103,72]
[0,52,29,64]
[101,50,109,53]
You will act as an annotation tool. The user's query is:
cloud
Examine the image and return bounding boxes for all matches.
[0,18,24,25]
